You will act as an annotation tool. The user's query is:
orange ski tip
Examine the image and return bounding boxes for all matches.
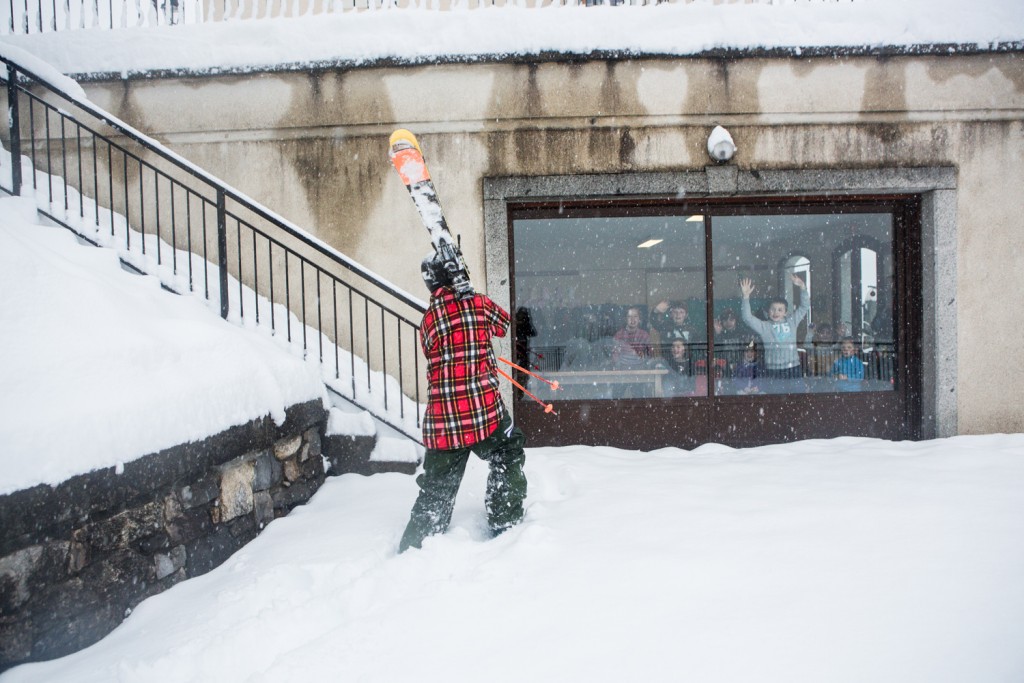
[389,129,421,153]
[544,404,556,414]
[550,381,560,391]
[391,147,430,185]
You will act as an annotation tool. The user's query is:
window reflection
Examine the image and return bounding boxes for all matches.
[512,214,707,401]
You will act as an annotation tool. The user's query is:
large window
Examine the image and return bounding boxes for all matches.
[508,197,920,448]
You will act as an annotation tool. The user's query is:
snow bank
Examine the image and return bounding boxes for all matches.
[0,197,328,495]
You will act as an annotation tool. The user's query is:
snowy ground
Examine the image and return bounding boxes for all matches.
[3,434,1023,682]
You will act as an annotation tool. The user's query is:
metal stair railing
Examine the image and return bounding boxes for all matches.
[1,55,427,441]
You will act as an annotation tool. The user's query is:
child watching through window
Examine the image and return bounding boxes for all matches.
[739,273,810,387]
[732,338,763,395]
[832,336,865,392]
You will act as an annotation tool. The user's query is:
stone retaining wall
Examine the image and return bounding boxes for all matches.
[0,399,328,672]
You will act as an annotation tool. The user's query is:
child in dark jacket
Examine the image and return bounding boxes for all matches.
[662,339,696,397]
[732,339,763,394]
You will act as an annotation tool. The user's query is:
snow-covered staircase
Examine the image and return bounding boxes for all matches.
[1,51,428,467]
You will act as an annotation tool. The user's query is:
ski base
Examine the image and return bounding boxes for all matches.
[389,129,475,299]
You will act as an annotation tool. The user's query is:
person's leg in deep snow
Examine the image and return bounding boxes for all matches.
[479,415,527,535]
[398,415,526,552]
[399,446,471,553]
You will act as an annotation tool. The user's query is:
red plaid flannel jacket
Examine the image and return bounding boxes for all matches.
[420,287,510,450]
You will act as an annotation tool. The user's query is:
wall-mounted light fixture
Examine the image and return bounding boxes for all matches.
[637,238,663,249]
[707,125,736,163]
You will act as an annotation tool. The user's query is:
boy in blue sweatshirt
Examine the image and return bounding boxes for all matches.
[832,337,865,391]
[739,273,810,386]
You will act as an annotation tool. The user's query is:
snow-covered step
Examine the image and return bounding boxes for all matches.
[322,405,422,476]
[370,436,421,468]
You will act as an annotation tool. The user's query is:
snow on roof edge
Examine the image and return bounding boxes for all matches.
[64,40,1024,82]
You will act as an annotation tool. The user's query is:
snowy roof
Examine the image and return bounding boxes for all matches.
[3,0,1022,79]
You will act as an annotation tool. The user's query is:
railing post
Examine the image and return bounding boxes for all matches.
[6,63,22,196]
[216,189,229,318]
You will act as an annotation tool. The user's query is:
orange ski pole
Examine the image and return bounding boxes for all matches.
[497,357,561,391]
[495,367,556,414]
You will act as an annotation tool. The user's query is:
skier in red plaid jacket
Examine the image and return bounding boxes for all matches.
[399,254,528,553]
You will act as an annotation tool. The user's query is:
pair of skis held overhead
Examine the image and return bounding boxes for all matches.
[388,129,558,414]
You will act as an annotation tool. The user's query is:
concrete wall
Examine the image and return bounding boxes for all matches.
[78,51,1024,434]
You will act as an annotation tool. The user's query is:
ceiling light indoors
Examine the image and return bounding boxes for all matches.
[637,239,663,249]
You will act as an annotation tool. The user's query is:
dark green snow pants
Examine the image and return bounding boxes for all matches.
[399,414,526,553]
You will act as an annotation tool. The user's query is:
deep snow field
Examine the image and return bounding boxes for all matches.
[4,433,1023,683]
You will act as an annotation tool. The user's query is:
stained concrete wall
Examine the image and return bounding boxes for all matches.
[76,51,1024,435]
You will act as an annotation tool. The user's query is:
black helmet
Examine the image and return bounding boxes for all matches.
[420,253,451,292]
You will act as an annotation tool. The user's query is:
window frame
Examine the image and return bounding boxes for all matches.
[506,193,923,449]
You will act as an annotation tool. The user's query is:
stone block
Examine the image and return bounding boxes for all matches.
[163,491,183,522]
[186,527,242,578]
[83,548,155,591]
[67,536,89,575]
[282,458,301,483]
[273,435,302,461]
[87,500,163,553]
[271,478,320,514]
[0,478,94,558]
[154,545,186,581]
[0,542,71,617]
[136,532,171,555]
[178,472,220,510]
[253,491,274,527]
[298,452,325,480]
[166,506,213,546]
[226,515,259,545]
[0,546,43,614]
[153,553,174,581]
[252,451,282,491]
[218,460,255,523]
[277,400,328,437]
[305,428,322,459]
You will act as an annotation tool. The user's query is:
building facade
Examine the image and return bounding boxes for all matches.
[78,48,1024,448]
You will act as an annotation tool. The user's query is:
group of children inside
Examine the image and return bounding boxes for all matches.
[613,273,866,396]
